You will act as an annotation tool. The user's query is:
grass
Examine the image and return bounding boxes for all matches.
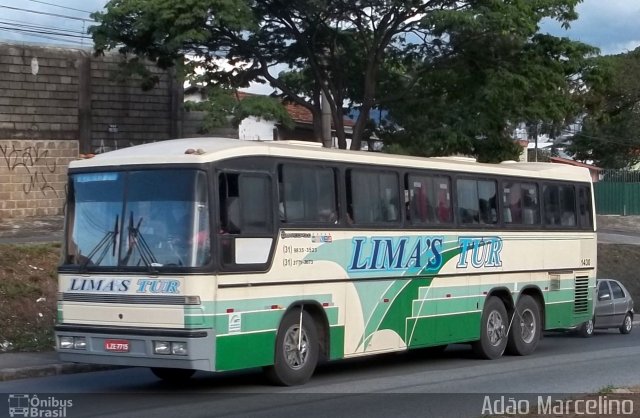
[0,243,61,352]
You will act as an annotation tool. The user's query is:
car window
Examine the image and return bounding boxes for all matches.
[598,281,611,300]
[610,281,626,299]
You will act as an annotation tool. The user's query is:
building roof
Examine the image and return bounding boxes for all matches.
[282,101,355,127]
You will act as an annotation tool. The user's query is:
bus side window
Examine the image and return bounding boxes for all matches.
[578,186,593,229]
[218,171,273,267]
[225,197,241,233]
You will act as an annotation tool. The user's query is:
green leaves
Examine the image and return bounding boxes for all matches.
[91,0,592,159]
[382,0,594,162]
[185,86,292,132]
[568,49,640,168]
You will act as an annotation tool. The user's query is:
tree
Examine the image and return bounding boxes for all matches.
[380,1,596,162]
[91,0,591,153]
[185,86,294,133]
[568,48,640,169]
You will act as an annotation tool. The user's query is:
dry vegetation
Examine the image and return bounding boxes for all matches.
[0,243,60,352]
[598,244,640,303]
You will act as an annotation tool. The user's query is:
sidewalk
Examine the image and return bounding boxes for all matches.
[0,214,63,244]
[0,351,117,382]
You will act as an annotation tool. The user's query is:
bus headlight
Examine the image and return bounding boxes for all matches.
[171,342,188,355]
[59,336,74,349]
[74,337,87,350]
[153,341,171,355]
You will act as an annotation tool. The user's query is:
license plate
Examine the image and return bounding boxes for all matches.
[104,339,130,352]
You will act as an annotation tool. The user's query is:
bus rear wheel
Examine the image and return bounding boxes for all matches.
[473,296,508,359]
[264,309,319,386]
[150,367,195,382]
[506,295,541,355]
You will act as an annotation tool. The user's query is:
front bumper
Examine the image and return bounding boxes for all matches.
[55,324,216,371]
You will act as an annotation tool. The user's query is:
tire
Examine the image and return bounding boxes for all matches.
[620,313,633,334]
[579,318,594,338]
[473,296,508,360]
[264,309,319,386]
[150,367,195,382]
[506,295,541,355]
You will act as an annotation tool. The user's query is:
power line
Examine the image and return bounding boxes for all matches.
[0,4,94,22]
[0,25,91,40]
[25,0,94,15]
[0,27,85,46]
[0,18,88,35]
[561,129,640,147]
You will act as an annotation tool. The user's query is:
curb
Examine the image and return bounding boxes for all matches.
[0,363,122,382]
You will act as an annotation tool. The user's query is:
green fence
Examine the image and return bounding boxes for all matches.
[594,170,640,215]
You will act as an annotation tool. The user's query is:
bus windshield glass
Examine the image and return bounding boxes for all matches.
[64,169,210,269]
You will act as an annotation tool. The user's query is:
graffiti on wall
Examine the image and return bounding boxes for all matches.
[0,144,58,197]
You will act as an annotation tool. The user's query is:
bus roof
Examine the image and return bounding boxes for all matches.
[71,137,592,182]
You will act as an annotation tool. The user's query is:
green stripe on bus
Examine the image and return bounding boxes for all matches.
[329,325,345,360]
[185,305,340,331]
[216,331,276,371]
[325,306,339,325]
[411,297,483,317]
[214,294,333,314]
[407,311,481,347]
[551,298,593,329]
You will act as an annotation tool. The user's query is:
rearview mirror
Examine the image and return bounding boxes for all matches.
[598,293,611,301]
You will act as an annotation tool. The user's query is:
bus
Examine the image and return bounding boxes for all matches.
[55,138,596,385]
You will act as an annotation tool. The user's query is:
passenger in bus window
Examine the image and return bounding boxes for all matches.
[318,208,337,223]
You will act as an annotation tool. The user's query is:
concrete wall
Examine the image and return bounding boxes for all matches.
[0,139,76,217]
[0,42,180,219]
[238,116,275,141]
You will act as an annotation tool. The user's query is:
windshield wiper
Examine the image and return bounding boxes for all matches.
[79,215,119,272]
[121,212,159,274]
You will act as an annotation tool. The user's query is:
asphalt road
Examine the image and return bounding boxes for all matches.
[1,329,639,418]
[598,229,640,245]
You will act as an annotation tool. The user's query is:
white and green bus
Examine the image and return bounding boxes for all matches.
[56,138,596,385]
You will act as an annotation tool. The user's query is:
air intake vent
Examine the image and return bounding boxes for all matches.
[61,293,199,305]
[574,276,589,314]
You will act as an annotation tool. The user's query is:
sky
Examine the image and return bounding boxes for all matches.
[0,0,638,92]
[0,0,638,54]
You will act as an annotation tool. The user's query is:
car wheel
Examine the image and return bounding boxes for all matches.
[579,318,594,338]
[473,296,508,359]
[619,313,633,335]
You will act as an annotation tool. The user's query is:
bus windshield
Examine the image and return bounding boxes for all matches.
[64,169,210,270]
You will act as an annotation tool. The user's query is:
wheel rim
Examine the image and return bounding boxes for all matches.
[519,308,536,344]
[586,319,594,334]
[625,316,632,331]
[283,324,309,370]
[487,310,505,346]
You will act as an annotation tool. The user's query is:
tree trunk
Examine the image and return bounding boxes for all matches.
[351,105,372,151]
[333,114,347,149]
[312,108,323,143]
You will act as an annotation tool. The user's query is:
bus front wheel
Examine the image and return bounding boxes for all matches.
[506,295,541,355]
[473,296,508,360]
[265,309,319,386]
